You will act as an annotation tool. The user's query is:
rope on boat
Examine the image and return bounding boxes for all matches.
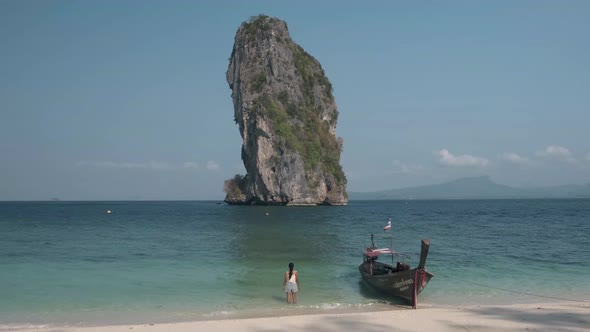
[438,273,588,303]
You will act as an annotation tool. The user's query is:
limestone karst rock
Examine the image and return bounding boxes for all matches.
[224,15,347,205]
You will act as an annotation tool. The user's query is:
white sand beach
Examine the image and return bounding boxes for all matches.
[18,302,589,332]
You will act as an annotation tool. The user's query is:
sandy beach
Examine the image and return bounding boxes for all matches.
[16,302,589,332]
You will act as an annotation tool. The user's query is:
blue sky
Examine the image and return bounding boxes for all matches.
[1,0,589,200]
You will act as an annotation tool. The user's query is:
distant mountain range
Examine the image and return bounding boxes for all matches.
[349,176,590,200]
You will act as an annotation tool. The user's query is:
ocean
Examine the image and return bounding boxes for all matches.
[1,199,589,328]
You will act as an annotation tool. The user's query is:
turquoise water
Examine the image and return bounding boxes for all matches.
[1,200,589,327]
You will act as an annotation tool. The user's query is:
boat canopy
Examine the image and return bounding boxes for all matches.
[363,248,399,257]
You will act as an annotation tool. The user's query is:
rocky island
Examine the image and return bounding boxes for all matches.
[223,15,347,205]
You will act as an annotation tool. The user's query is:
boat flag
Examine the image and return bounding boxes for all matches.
[384,218,392,231]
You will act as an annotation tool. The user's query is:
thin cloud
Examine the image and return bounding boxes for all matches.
[206,160,220,171]
[147,161,174,170]
[499,152,530,165]
[76,160,223,172]
[77,160,206,170]
[76,161,173,170]
[392,160,425,174]
[436,149,488,167]
[183,161,200,169]
[536,145,576,163]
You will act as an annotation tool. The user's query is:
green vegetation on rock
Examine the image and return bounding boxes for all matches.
[252,71,266,93]
[223,174,248,197]
[242,15,277,43]
[289,44,334,104]
[257,92,345,186]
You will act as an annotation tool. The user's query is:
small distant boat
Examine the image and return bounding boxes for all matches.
[359,234,434,308]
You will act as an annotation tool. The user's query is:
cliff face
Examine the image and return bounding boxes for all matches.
[224,15,347,206]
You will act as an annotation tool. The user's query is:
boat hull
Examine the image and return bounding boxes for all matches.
[358,262,433,303]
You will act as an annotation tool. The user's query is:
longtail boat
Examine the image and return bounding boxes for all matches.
[359,234,433,308]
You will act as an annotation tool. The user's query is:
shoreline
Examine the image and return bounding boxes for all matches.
[12,302,589,332]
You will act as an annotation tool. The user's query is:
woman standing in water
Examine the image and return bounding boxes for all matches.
[282,262,300,304]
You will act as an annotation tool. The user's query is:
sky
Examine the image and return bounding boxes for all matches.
[1,0,589,200]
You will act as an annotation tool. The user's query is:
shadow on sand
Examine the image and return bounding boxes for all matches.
[451,303,589,332]
[254,303,589,332]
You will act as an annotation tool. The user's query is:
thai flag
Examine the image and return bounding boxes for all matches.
[384,218,392,231]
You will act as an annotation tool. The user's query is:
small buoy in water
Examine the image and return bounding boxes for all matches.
[107,210,112,214]
[265,212,269,216]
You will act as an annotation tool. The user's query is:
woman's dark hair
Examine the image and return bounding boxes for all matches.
[288,262,294,279]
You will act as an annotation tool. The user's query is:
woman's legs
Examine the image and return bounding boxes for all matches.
[292,292,297,304]
[286,291,292,304]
